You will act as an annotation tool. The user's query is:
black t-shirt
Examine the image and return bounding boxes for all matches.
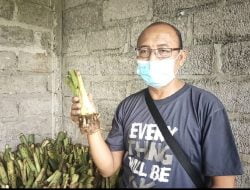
[106,83,243,188]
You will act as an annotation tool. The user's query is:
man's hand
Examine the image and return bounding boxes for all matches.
[70,96,82,124]
[70,96,123,178]
[71,95,100,135]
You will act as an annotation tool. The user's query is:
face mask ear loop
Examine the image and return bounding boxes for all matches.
[173,51,182,76]
[173,51,181,62]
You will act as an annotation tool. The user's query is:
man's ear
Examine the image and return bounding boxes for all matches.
[175,50,188,76]
[178,49,188,67]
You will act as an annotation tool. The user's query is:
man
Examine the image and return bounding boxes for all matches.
[70,22,243,188]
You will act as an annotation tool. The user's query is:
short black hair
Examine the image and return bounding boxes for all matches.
[137,21,183,49]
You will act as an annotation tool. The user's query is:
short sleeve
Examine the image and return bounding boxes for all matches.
[105,103,125,151]
[202,108,243,176]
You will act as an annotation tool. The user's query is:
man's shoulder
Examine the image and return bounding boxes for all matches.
[122,88,146,103]
[189,84,217,98]
[188,83,224,109]
[117,88,146,109]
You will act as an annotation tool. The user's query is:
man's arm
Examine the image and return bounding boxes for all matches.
[71,96,124,177]
[210,176,236,188]
[87,131,124,177]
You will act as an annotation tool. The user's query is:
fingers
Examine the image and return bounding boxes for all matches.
[70,95,99,127]
[71,109,81,116]
[71,96,81,124]
[71,103,81,116]
[75,93,94,104]
[71,102,81,110]
[71,115,80,124]
[71,96,81,112]
[71,105,81,118]
[72,96,80,103]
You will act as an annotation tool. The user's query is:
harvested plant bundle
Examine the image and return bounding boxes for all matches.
[66,70,101,134]
[0,132,118,188]
[66,70,96,115]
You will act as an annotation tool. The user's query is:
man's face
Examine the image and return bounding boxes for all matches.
[136,24,186,74]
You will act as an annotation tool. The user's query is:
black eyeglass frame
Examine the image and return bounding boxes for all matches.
[135,47,182,58]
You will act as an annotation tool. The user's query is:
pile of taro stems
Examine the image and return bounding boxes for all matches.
[0,131,118,188]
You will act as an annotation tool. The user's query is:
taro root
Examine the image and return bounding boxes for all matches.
[66,70,100,134]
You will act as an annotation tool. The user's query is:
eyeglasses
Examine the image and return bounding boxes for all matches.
[135,47,181,59]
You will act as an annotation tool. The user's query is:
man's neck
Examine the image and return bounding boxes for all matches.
[148,79,185,100]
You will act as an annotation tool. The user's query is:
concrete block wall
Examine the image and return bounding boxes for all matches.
[62,0,249,187]
[0,0,62,149]
[0,0,249,187]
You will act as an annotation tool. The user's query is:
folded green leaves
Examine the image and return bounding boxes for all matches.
[66,70,96,115]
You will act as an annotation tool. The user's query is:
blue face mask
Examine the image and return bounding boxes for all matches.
[136,57,176,89]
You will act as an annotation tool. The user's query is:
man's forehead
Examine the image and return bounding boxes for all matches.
[145,24,175,32]
[137,26,178,47]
